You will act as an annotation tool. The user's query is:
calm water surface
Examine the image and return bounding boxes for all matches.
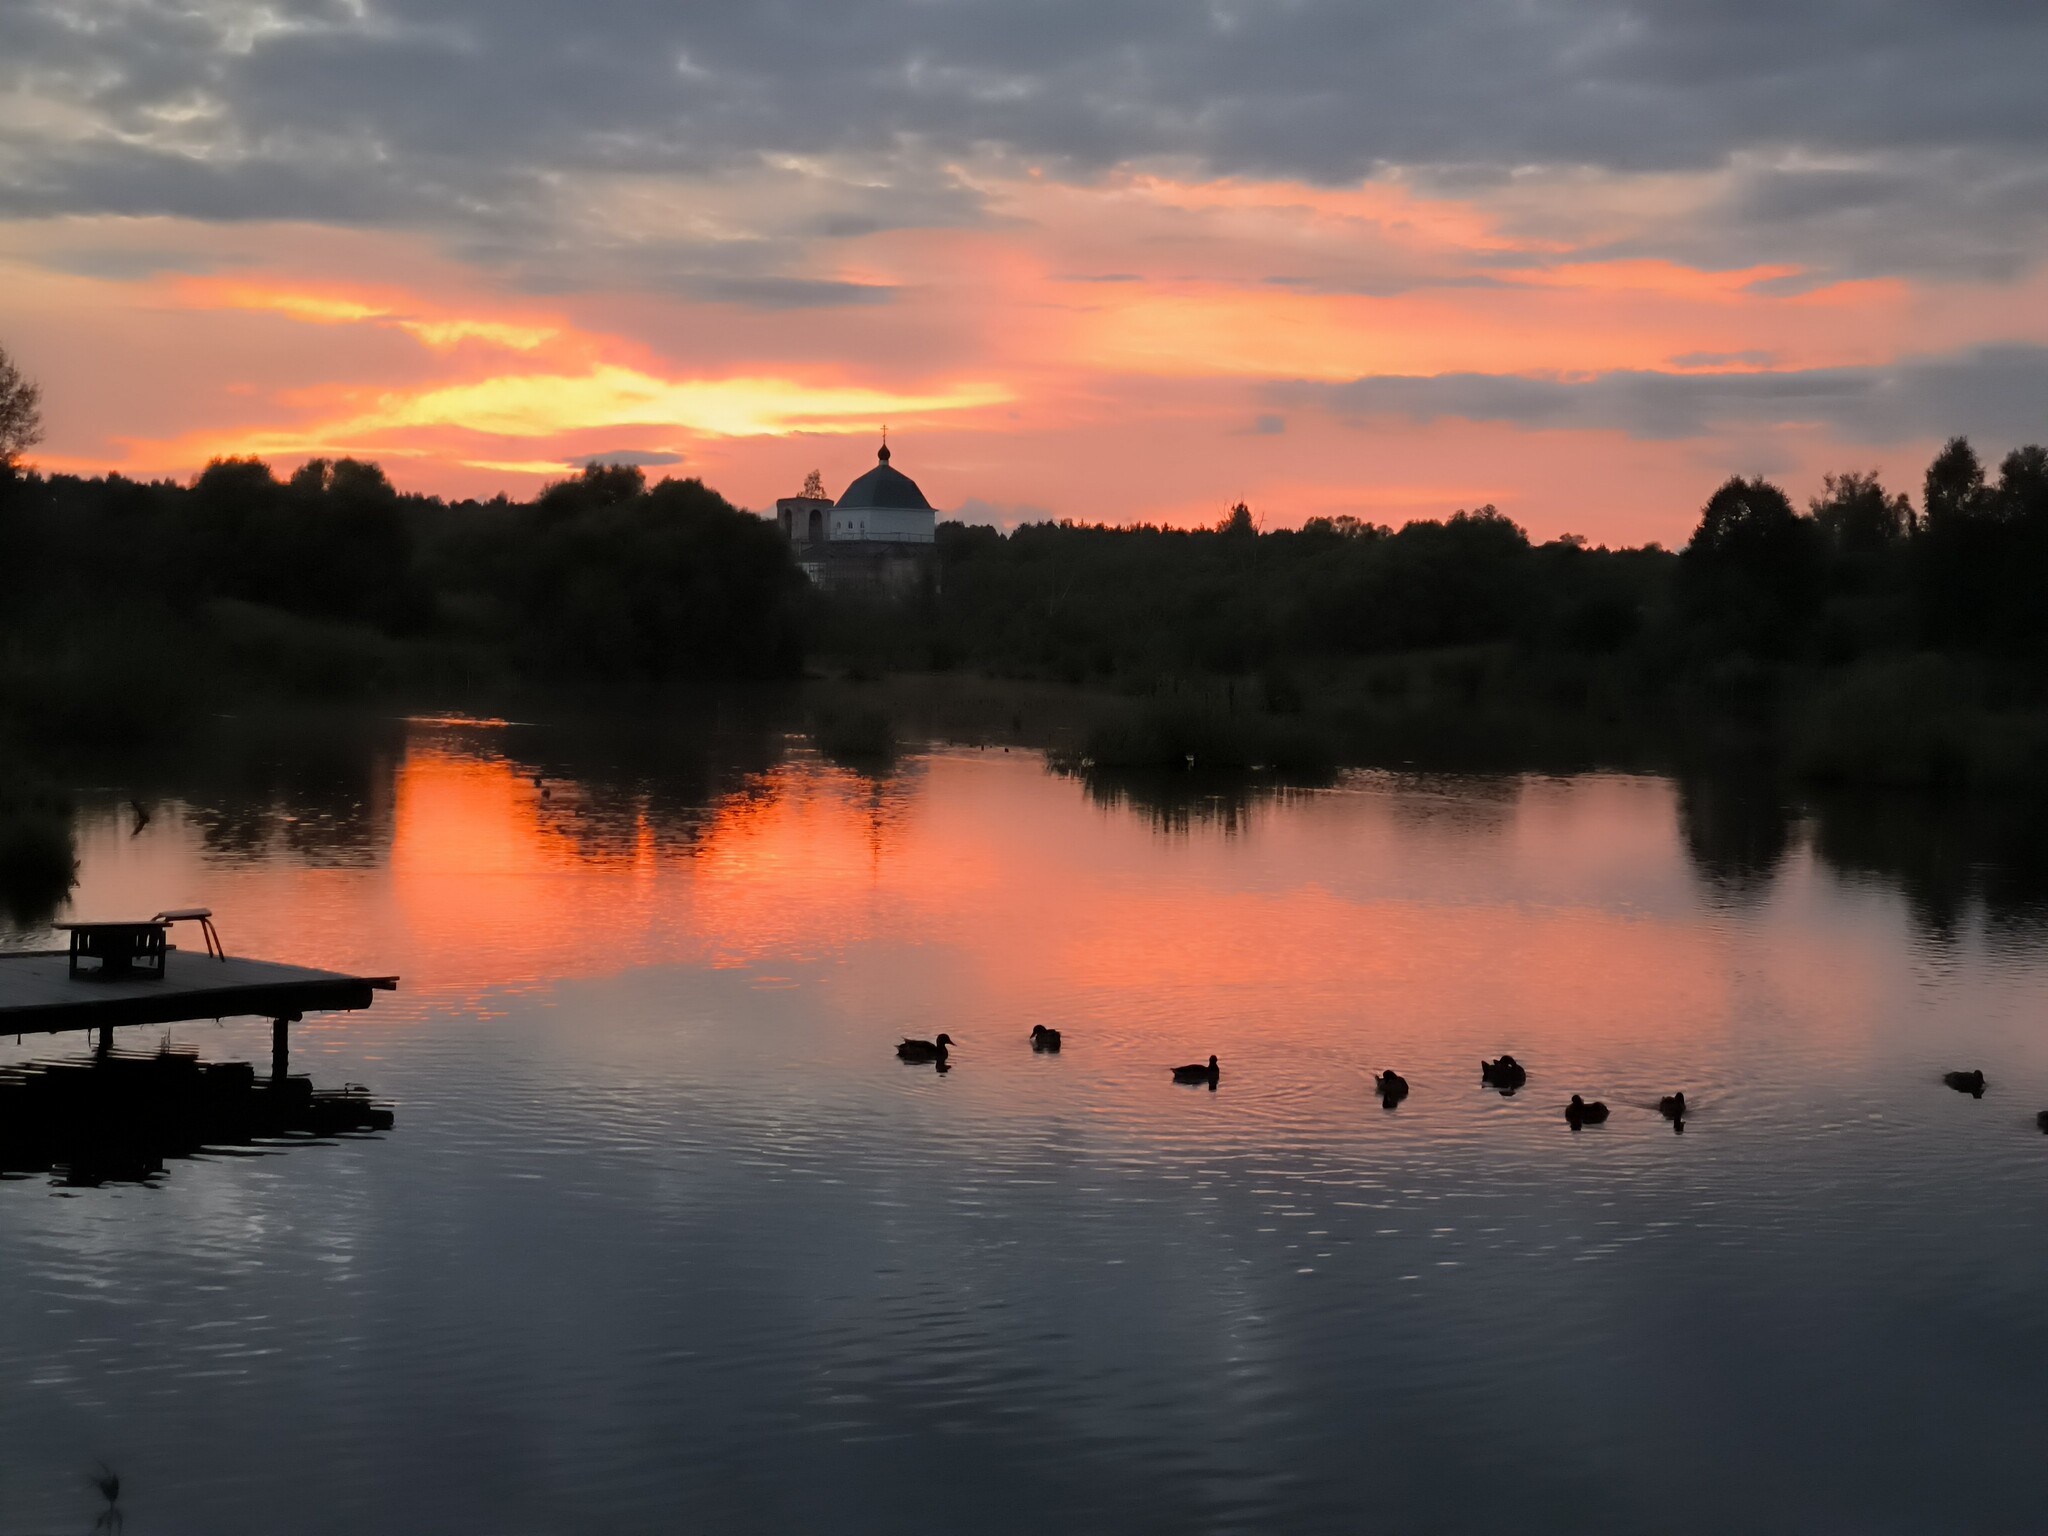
[3,718,2047,1534]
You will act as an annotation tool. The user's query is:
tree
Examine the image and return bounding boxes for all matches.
[0,342,42,469]
[1680,476,1822,654]
[1216,501,1255,536]
[1995,444,2048,528]
[1922,436,1988,532]
[1300,514,1387,540]
[1810,470,1913,555]
[802,469,827,500]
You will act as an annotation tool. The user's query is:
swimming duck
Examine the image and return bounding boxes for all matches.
[896,1033,954,1064]
[1481,1055,1527,1091]
[1659,1092,1687,1120]
[1173,1055,1221,1085]
[1565,1094,1609,1127]
[1374,1070,1409,1100]
[1943,1069,1986,1098]
[1030,1025,1063,1052]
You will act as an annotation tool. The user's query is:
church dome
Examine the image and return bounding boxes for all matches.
[835,443,932,511]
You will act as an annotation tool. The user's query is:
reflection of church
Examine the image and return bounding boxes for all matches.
[774,438,937,592]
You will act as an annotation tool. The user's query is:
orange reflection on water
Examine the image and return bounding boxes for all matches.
[50,734,1924,1074]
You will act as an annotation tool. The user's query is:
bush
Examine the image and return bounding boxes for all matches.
[0,776,76,926]
[1082,701,1336,777]
[1791,657,2048,789]
[814,706,898,765]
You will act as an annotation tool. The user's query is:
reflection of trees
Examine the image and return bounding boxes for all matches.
[1675,774,1794,901]
[180,715,407,866]
[1675,767,2048,941]
[1381,771,1522,838]
[153,709,814,871]
[1056,765,1301,837]
[514,715,797,861]
[1807,790,2048,944]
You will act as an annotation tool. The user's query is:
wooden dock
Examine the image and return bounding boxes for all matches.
[0,950,397,1071]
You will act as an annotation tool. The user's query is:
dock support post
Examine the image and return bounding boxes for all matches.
[96,1022,113,1058]
[271,1017,288,1081]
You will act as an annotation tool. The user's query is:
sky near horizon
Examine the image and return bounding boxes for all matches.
[3,0,2046,545]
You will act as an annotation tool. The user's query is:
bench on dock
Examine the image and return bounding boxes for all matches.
[54,919,171,981]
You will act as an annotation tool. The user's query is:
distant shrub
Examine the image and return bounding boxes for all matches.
[1083,702,1335,778]
[1792,657,2048,789]
[814,706,898,766]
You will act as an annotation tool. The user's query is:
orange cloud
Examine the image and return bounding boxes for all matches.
[3,160,2039,535]
[185,278,563,352]
[138,366,1014,476]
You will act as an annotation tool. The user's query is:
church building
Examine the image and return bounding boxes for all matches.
[774,439,938,591]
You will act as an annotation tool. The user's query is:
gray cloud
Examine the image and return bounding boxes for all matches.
[1278,345,2048,444]
[32,245,248,280]
[576,450,685,468]
[678,275,896,310]
[1669,350,1776,369]
[2,0,2046,286]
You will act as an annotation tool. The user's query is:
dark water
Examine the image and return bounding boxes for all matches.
[3,716,2047,1534]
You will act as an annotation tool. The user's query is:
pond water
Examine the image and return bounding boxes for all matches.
[3,716,2047,1534]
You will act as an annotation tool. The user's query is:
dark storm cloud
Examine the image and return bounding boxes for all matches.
[1278,346,2048,444]
[4,0,2046,281]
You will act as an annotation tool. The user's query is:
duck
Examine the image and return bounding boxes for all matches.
[896,1033,954,1064]
[1374,1069,1409,1100]
[1943,1069,1986,1098]
[2037,1110,2048,1133]
[1481,1055,1527,1091]
[1659,1092,1687,1120]
[1565,1094,1609,1127]
[1030,1025,1062,1053]
[1172,1055,1221,1086]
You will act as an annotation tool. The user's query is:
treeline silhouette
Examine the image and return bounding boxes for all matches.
[0,457,802,742]
[864,437,2048,680]
[3,436,2047,788]
[804,435,2048,787]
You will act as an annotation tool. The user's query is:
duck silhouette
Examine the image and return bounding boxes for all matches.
[1173,1055,1220,1087]
[1943,1069,1986,1098]
[897,1033,954,1065]
[1481,1055,1527,1093]
[2037,1110,2048,1133]
[1659,1092,1687,1120]
[1374,1070,1409,1102]
[1565,1094,1609,1127]
[1030,1025,1062,1053]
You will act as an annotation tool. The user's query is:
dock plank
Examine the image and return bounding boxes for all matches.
[0,951,397,1035]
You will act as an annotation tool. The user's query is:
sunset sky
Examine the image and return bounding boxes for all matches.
[4,0,2046,544]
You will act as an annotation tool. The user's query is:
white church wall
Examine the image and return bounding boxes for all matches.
[828,507,934,544]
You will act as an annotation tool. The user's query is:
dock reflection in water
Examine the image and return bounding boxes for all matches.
[0,1044,394,1187]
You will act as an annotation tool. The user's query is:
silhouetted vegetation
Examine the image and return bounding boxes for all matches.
[797,439,2048,789]
[0,342,41,470]
[812,704,899,767]
[5,354,2047,799]
[0,769,76,926]
[0,457,806,754]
